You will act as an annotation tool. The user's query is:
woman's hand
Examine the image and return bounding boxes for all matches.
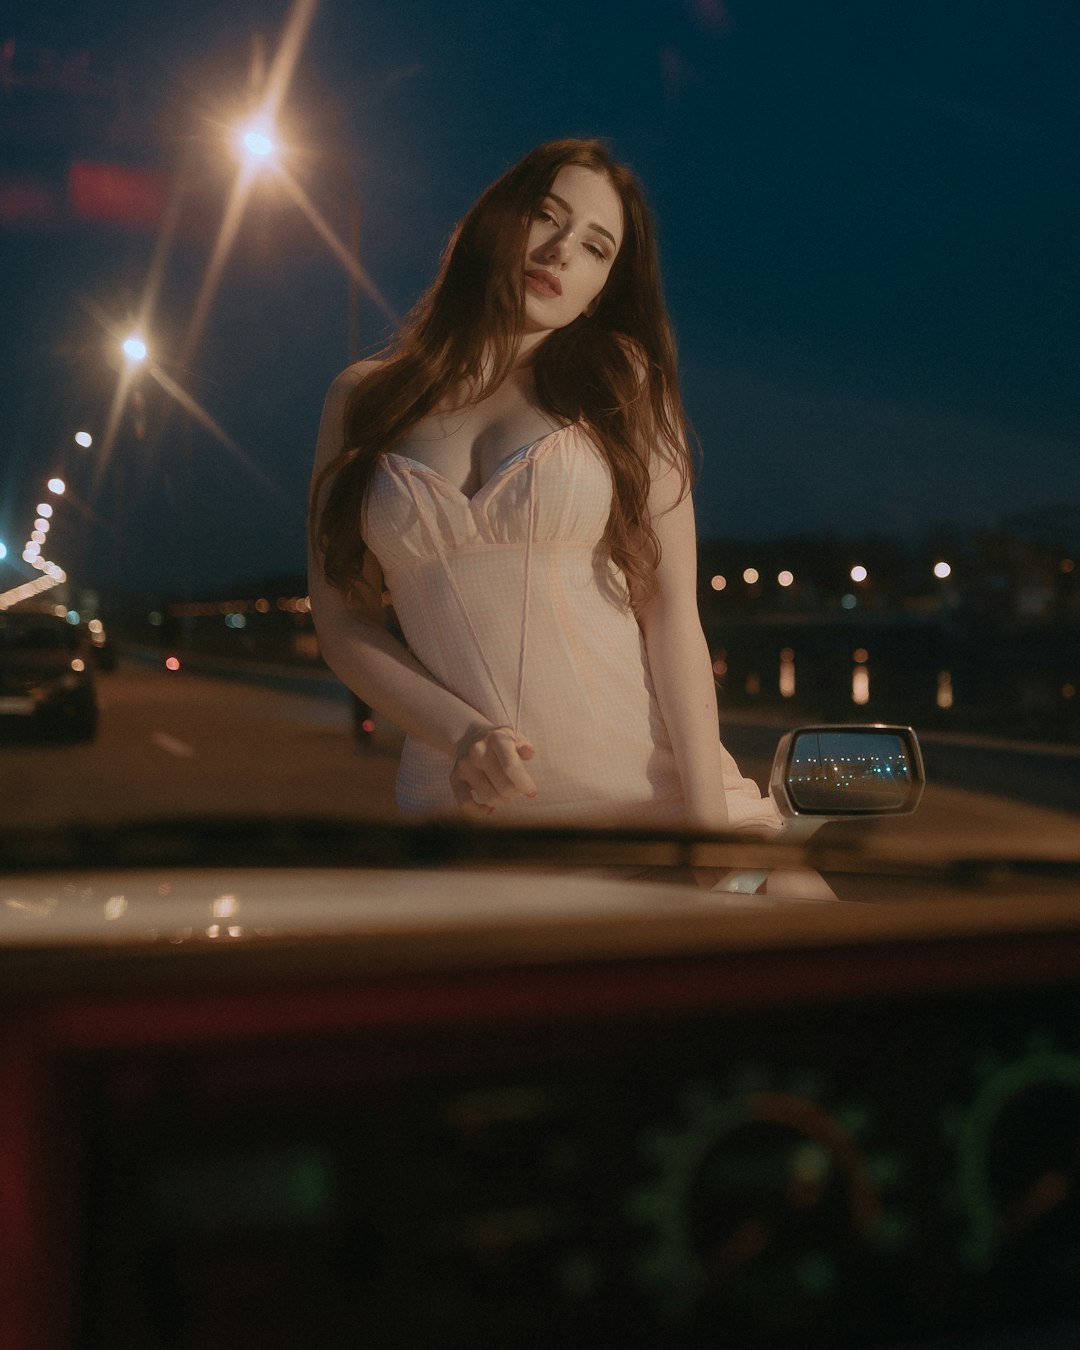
[450,726,538,816]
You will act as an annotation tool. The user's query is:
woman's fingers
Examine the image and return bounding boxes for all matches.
[450,774,495,817]
[451,727,538,810]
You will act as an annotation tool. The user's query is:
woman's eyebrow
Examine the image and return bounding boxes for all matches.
[547,192,618,250]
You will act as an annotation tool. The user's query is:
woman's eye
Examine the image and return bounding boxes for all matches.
[586,243,608,261]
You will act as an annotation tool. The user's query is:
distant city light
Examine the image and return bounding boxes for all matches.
[165,656,181,671]
[742,567,759,585]
[710,574,727,591]
[47,478,66,495]
[1063,559,1075,574]
[850,565,868,583]
[841,594,857,610]
[31,530,46,545]
[852,663,870,706]
[779,647,796,699]
[75,431,93,448]
[122,335,148,363]
[36,503,52,518]
[937,671,954,709]
[777,570,794,588]
[853,648,869,663]
[34,518,49,533]
[933,561,952,579]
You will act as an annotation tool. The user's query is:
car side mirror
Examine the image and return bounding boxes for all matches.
[769,724,925,819]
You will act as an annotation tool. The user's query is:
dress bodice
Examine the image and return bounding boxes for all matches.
[362,423,610,573]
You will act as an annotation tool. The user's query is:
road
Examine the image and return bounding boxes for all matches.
[0,660,400,830]
[2,660,1078,861]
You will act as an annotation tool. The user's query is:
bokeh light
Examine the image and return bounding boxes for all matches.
[238,123,278,162]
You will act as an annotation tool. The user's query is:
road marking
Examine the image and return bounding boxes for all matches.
[151,732,196,758]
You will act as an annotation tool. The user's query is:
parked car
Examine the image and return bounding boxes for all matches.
[0,609,99,741]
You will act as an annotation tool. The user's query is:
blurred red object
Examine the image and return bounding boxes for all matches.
[67,160,165,230]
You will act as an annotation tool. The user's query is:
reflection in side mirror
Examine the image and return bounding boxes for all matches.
[769,724,925,818]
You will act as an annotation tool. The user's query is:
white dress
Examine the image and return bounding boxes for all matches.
[363,421,781,831]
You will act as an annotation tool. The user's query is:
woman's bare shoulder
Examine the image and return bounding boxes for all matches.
[327,357,383,398]
[314,360,384,470]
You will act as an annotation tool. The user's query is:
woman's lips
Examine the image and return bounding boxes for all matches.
[525,269,562,297]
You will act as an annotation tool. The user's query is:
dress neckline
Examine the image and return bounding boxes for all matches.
[383,422,578,504]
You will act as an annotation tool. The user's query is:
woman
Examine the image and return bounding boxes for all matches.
[308,138,782,835]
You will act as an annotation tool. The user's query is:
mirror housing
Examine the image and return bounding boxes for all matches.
[770,724,925,819]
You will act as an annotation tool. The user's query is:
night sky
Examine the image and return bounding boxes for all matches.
[1,0,1077,596]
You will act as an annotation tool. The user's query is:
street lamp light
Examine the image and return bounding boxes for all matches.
[122,335,148,363]
[237,122,279,165]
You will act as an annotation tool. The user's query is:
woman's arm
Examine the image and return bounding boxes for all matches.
[634,456,783,835]
[307,367,537,810]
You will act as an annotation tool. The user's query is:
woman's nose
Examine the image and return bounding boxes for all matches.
[543,231,570,263]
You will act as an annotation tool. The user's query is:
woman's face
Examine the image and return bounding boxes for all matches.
[521,165,624,336]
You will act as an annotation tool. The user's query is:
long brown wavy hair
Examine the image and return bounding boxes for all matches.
[310,138,695,612]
